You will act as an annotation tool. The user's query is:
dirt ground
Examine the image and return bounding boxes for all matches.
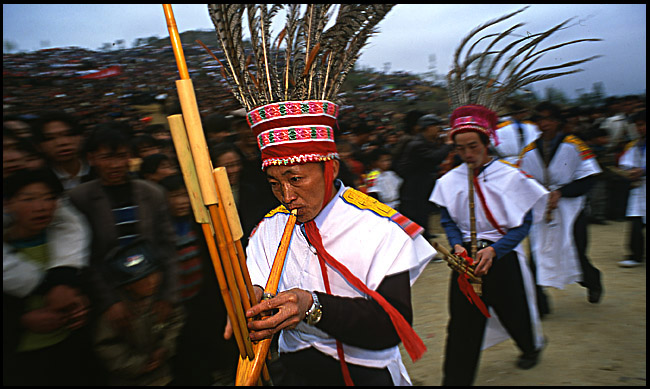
[399,215,646,386]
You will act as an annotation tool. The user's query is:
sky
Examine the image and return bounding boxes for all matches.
[3,4,646,99]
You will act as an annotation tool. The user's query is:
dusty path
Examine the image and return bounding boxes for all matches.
[400,216,646,386]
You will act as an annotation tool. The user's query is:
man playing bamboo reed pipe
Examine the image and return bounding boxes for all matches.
[222,101,437,386]
[430,104,549,385]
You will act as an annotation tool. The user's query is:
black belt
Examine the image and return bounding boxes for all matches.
[462,239,493,250]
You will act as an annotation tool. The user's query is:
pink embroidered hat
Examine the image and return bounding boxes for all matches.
[449,104,498,143]
[246,100,340,169]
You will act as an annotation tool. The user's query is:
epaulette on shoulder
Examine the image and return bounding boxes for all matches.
[623,139,638,153]
[520,141,537,156]
[250,205,290,239]
[497,120,513,129]
[264,205,290,219]
[564,134,595,160]
[341,188,423,238]
[498,159,535,179]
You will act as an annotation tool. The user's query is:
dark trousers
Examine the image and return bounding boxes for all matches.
[628,216,646,262]
[573,210,602,292]
[443,250,536,386]
[276,347,394,386]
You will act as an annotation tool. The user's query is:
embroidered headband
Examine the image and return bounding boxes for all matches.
[247,100,340,168]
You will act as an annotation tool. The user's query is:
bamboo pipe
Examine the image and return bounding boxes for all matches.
[213,168,257,308]
[208,203,255,359]
[212,167,271,383]
[163,4,218,206]
[468,163,477,260]
[167,114,248,358]
[236,209,298,386]
[467,163,482,296]
[163,5,253,358]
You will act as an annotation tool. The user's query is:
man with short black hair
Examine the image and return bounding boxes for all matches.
[519,101,604,306]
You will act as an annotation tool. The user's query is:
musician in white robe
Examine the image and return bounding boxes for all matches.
[230,100,436,386]
[430,104,548,386]
[616,110,646,268]
[518,101,604,305]
[492,102,541,163]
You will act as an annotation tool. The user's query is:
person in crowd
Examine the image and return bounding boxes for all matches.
[492,101,541,163]
[600,95,639,153]
[364,147,403,209]
[139,153,178,184]
[203,112,234,147]
[131,133,162,159]
[3,135,47,178]
[94,239,182,386]
[616,110,646,268]
[395,113,454,240]
[67,124,178,339]
[518,102,604,311]
[209,142,278,248]
[145,123,172,144]
[31,111,92,191]
[3,168,100,385]
[430,105,548,386]
[158,174,239,385]
[3,114,34,140]
[336,139,365,188]
[583,125,614,224]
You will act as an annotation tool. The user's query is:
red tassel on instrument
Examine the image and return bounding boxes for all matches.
[456,251,491,318]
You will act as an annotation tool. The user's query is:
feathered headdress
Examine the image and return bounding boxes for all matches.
[207,4,394,168]
[447,5,602,140]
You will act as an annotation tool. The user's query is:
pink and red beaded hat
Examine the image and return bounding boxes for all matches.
[246,100,340,169]
[449,104,499,143]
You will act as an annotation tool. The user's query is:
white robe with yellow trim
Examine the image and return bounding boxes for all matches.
[247,183,436,385]
[429,159,548,350]
[619,140,646,222]
[493,120,541,163]
[518,135,602,289]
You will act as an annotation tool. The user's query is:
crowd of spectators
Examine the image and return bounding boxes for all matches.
[3,42,646,385]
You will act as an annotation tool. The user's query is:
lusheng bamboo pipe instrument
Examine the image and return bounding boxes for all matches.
[163,4,297,385]
[162,4,256,362]
[467,163,483,296]
[236,209,298,386]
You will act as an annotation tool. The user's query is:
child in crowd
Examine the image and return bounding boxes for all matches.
[94,239,181,386]
[365,147,403,209]
[158,174,238,385]
[139,153,178,184]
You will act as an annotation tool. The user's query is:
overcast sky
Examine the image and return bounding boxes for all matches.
[3,4,646,99]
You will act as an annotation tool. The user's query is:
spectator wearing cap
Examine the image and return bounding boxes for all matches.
[394,113,454,240]
[94,239,182,386]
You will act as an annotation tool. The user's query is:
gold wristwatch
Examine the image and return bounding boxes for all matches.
[304,291,322,325]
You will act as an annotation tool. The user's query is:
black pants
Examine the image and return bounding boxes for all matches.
[443,250,536,386]
[628,216,646,262]
[573,210,602,292]
[276,347,393,386]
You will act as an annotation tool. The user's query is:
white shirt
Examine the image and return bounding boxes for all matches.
[246,182,436,385]
[619,139,646,222]
[518,134,601,289]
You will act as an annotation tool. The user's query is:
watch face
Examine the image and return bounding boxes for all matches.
[308,308,322,325]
